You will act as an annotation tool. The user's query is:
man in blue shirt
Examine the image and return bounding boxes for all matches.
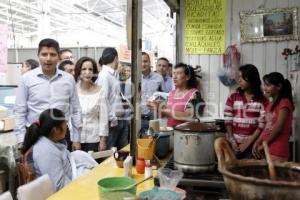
[14,38,82,150]
[140,52,166,134]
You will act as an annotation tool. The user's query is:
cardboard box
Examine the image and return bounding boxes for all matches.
[0,117,14,132]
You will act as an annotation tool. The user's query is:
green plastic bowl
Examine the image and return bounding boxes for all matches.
[97,177,136,199]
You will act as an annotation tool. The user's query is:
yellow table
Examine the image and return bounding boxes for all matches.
[47,153,159,200]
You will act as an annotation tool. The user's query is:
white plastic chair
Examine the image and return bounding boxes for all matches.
[0,191,13,200]
[17,174,54,200]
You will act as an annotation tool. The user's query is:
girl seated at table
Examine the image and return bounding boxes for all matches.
[21,108,97,191]
[253,72,294,161]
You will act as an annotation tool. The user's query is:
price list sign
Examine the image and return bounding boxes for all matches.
[184,0,226,54]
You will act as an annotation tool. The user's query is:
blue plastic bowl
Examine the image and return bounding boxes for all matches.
[139,187,181,200]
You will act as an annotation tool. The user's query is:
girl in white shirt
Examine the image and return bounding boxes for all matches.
[74,57,109,152]
[22,108,97,191]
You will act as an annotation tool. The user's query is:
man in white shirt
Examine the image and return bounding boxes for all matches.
[156,57,173,93]
[96,48,128,150]
[14,38,82,150]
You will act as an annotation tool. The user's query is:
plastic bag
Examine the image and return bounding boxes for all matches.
[158,168,183,191]
[139,187,181,200]
[148,92,169,102]
[218,45,240,87]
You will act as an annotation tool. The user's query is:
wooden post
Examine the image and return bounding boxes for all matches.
[128,0,142,163]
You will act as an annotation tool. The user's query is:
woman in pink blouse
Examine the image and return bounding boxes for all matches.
[149,63,204,127]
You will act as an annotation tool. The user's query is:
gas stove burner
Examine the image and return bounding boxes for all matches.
[154,158,228,199]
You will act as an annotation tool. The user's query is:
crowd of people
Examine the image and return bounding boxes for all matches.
[14,38,294,191]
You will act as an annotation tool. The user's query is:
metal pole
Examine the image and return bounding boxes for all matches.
[129,0,142,162]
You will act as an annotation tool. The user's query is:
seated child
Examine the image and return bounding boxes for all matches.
[21,108,97,191]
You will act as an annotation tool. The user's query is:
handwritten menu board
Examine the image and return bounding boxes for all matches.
[184,0,226,54]
[0,24,8,73]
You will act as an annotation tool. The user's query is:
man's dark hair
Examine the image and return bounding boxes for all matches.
[98,57,103,66]
[59,49,72,56]
[38,38,60,55]
[58,60,74,71]
[25,59,39,70]
[157,57,169,65]
[142,52,150,61]
[101,47,118,65]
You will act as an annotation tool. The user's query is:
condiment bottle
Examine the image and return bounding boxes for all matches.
[124,156,133,177]
[136,159,145,174]
[144,160,152,179]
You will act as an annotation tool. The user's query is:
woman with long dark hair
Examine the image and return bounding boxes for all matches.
[224,64,267,159]
[74,57,108,152]
[253,72,294,161]
[22,108,97,192]
[149,63,204,127]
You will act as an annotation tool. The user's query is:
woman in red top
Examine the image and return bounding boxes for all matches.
[253,72,294,161]
[224,64,267,159]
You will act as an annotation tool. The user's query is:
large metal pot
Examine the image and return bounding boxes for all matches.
[174,122,216,173]
[215,137,300,200]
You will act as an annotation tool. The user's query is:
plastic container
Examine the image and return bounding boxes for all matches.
[159,126,174,151]
[144,160,152,179]
[123,156,133,177]
[155,132,171,159]
[97,177,136,200]
[136,159,145,174]
[114,150,129,168]
[137,138,155,160]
